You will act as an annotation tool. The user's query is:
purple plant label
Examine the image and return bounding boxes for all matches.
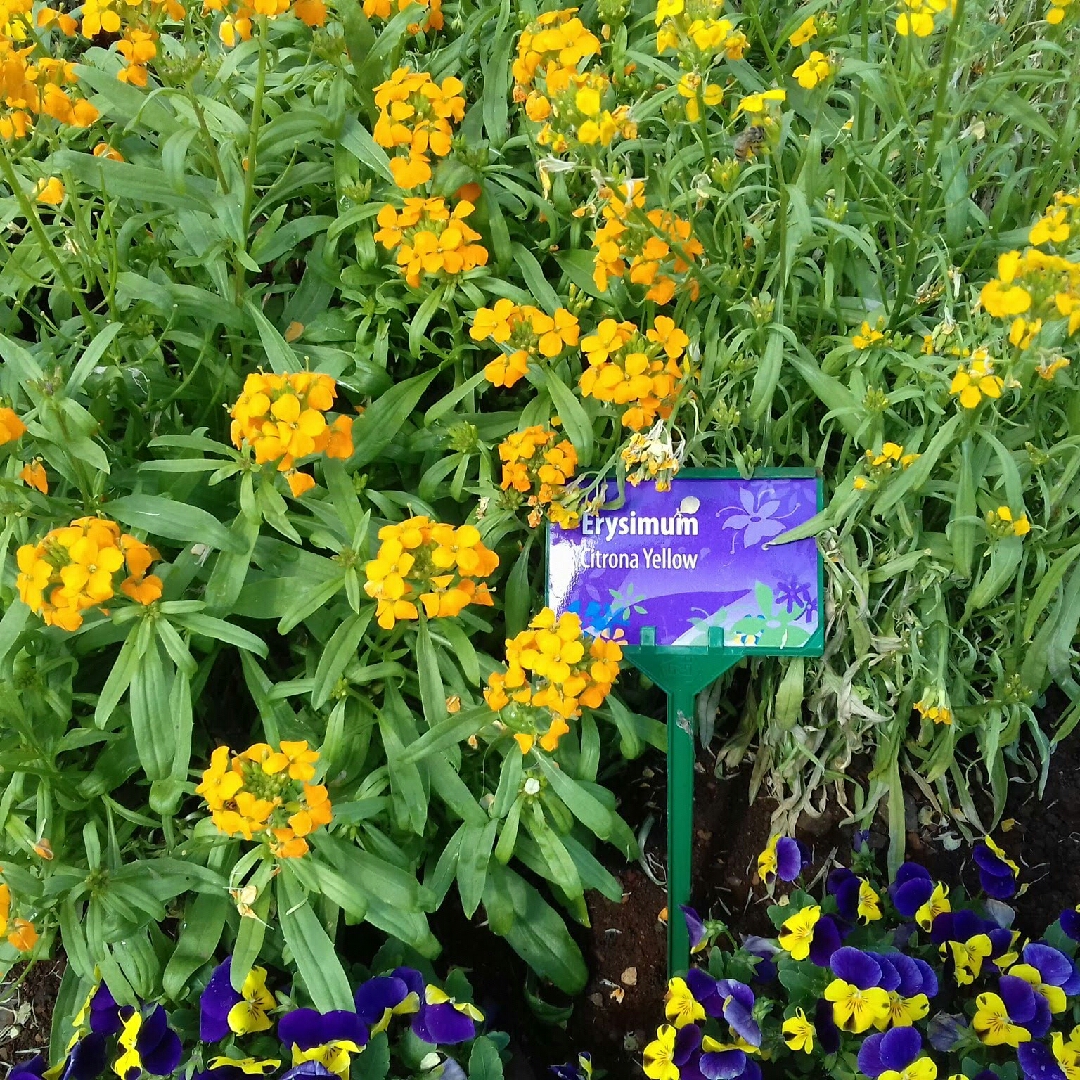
[547,474,822,649]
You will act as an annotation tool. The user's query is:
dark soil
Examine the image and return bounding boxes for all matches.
[1,958,65,1073]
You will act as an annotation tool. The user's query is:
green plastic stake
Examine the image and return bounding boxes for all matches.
[623,624,739,976]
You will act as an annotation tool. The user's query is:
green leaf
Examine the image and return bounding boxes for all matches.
[874,415,961,514]
[95,620,150,728]
[0,330,46,383]
[1023,546,1080,642]
[170,612,269,658]
[339,117,396,184]
[128,640,174,781]
[504,533,535,639]
[247,302,302,373]
[457,819,498,918]
[749,326,786,423]
[104,495,243,552]
[347,369,439,470]
[162,885,230,998]
[542,369,593,467]
[469,1036,504,1080]
[277,868,355,1012]
[534,754,612,841]
[394,705,490,765]
[354,1033,390,1080]
[66,322,123,396]
[416,616,447,727]
[0,599,30,668]
[312,609,374,709]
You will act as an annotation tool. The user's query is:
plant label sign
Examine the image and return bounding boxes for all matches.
[546,470,823,652]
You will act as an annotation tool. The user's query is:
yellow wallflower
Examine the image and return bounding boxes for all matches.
[499,423,580,527]
[35,176,65,205]
[374,198,489,288]
[950,352,1003,409]
[793,50,832,89]
[789,15,817,45]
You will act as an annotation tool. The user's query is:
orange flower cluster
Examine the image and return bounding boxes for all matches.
[201,0,325,47]
[512,8,600,89]
[374,198,489,289]
[470,299,580,387]
[364,517,498,629]
[0,38,99,141]
[0,405,26,444]
[519,65,635,154]
[0,875,38,953]
[374,68,465,189]
[579,315,693,430]
[364,0,442,33]
[484,608,622,752]
[499,423,580,528]
[196,741,332,859]
[229,371,354,496]
[16,518,162,631]
[593,183,703,304]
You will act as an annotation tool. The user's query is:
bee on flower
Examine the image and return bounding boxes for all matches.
[364,516,498,629]
[373,68,466,190]
[229,371,354,496]
[374,198,489,289]
[592,182,703,304]
[16,517,163,631]
[470,300,580,387]
[498,422,580,528]
[196,741,332,858]
[579,315,695,431]
[484,608,622,751]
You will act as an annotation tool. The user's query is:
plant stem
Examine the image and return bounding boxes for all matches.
[234,18,270,309]
[0,148,99,332]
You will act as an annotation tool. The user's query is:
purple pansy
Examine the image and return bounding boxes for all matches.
[200,958,242,1043]
[10,1058,48,1080]
[830,947,884,989]
[550,1052,592,1080]
[683,972,760,1045]
[121,1006,183,1079]
[814,997,841,1055]
[24,1034,108,1080]
[280,1065,337,1080]
[890,864,934,918]
[827,868,861,923]
[390,967,482,1045]
[1018,1042,1066,1080]
[278,1010,369,1054]
[808,914,843,967]
[1060,908,1080,941]
[890,953,938,999]
[354,973,420,1032]
[681,906,708,954]
[1022,943,1080,996]
[89,985,122,1037]
[999,975,1052,1039]
[974,841,1018,900]
[858,1027,923,1079]
[775,838,809,882]
[742,936,779,984]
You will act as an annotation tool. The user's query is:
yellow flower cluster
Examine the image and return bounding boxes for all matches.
[853,442,919,491]
[520,65,635,154]
[0,875,38,953]
[980,245,1080,350]
[16,518,162,631]
[374,198,489,289]
[373,68,465,190]
[579,315,692,431]
[201,0,324,46]
[621,423,684,492]
[949,348,1004,409]
[592,183,703,304]
[793,50,833,89]
[676,72,722,122]
[470,300,580,387]
[654,0,749,64]
[364,517,498,629]
[789,15,817,45]
[851,320,887,349]
[0,35,99,141]
[0,405,26,444]
[511,8,600,90]
[484,609,622,749]
[196,741,331,859]
[1047,0,1075,23]
[1029,189,1079,247]
[915,683,952,726]
[986,505,1031,538]
[229,371,354,496]
[895,0,953,37]
[364,0,441,32]
[499,423,580,528]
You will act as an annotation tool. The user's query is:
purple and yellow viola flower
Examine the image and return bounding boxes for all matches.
[277,1008,369,1080]
[11,1034,108,1080]
[679,905,709,954]
[974,975,1050,1046]
[698,1032,762,1080]
[828,867,882,924]
[682,972,760,1046]
[643,1023,699,1080]
[387,968,484,1044]
[1008,942,1080,1012]
[353,972,421,1033]
[974,837,1020,900]
[550,1051,592,1079]
[194,1057,281,1080]
[200,958,275,1041]
[824,948,892,1032]
[857,1026,936,1080]
[890,863,951,930]
[1018,1031,1080,1080]
[71,982,123,1039]
[113,1006,183,1080]
[757,835,808,885]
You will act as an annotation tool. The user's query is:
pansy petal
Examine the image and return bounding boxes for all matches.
[201,960,242,1042]
[857,1032,886,1078]
[355,976,409,1025]
[698,1048,747,1080]
[878,1027,921,1072]
[775,838,804,881]
[832,876,860,922]
[1017,1041,1067,1080]
[911,958,939,998]
[673,1023,703,1067]
[686,969,721,1016]
[808,915,842,966]
[814,997,840,1055]
[142,1028,182,1076]
[63,1033,108,1080]
[681,906,708,952]
[980,868,1017,900]
[10,1056,48,1080]
[890,954,921,997]
[892,878,934,918]
[830,946,882,989]
[867,953,901,992]
[722,998,760,1047]
[1023,944,1073,987]
[1060,909,1080,941]
[715,980,755,1014]
[999,975,1038,1024]
[392,967,426,999]
[90,986,122,1037]
[418,1003,476,1044]
[321,1011,367,1046]
[893,863,933,887]
[1028,993,1052,1038]
[137,1006,169,1054]
[278,1009,324,1051]
[280,1065,337,1080]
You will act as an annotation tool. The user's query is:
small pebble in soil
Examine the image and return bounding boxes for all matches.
[621,967,638,987]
